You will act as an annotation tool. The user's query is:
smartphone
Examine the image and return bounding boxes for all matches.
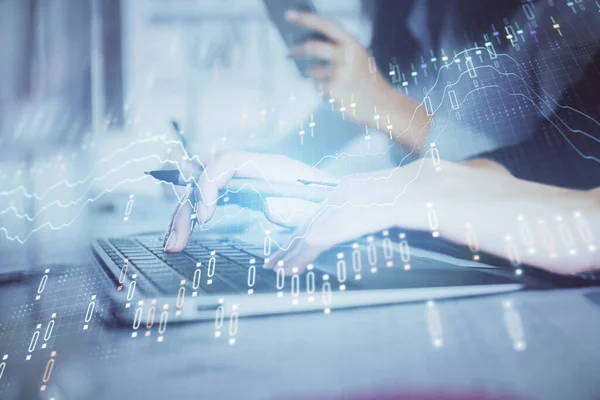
[263,0,332,76]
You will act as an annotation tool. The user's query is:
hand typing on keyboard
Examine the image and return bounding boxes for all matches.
[164,152,600,277]
[268,158,600,277]
[163,151,335,254]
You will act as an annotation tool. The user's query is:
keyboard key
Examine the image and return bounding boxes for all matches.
[100,236,304,296]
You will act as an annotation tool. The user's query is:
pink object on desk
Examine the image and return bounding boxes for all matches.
[280,390,526,400]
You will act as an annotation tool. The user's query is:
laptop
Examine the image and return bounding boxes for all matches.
[90,228,589,326]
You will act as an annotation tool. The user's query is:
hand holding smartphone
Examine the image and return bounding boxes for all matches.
[263,0,332,76]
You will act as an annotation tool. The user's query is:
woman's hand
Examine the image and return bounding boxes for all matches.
[286,11,430,150]
[159,150,205,200]
[163,149,600,275]
[163,151,335,252]
[266,163,427,275]
[266,158,600,276]
[286,11,385,119]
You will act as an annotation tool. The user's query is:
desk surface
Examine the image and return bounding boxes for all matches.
[1,196,599,400]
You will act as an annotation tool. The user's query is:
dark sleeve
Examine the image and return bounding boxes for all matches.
[477,47,600,190]
[424,1,600,162]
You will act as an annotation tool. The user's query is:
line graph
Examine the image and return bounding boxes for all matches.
[1,40,600,243]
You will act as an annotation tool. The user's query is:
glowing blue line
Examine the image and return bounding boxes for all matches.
[0,176,148,243]
[311,45,600,168]
[3,45,598,203]
[3,43,600,241]
[0,135,187,199]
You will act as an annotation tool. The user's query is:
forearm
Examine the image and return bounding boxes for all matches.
[354,79,430,154]
[436,175,600,274]
[387,160,600,274]
[378,84,431,152]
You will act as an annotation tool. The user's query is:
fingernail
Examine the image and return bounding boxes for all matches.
[284,10,298,21]
[162,226,172,247]
[164,230,178,252]
[196,204,208,224]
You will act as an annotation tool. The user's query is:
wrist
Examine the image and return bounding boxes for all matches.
[348,75,393,128]
[381,82,430,150]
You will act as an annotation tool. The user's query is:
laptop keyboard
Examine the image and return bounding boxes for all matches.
[97,236,326,296]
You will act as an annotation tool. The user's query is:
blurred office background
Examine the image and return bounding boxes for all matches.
[0,0,362,264]
[0,0,366,181]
